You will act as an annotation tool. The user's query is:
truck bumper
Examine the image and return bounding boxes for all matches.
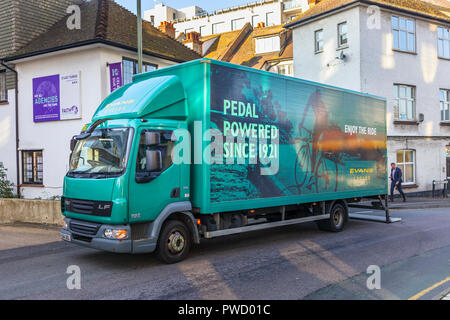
[61,218,157,254]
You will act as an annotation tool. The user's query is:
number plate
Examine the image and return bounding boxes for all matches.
[61,233,71,242]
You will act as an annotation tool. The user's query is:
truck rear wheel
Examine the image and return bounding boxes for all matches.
[156,219,191,264]
[316,203,346,232]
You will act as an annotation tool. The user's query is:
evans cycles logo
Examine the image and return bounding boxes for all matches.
[349,168,374,185]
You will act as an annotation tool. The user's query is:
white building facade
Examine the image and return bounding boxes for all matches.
[287,1,450,195]
[0,87,16,187]
[145,0,309,37]
[1,0,200,199]
[8,45,179,199]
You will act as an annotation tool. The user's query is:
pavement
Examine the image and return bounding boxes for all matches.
[387,196,450,210]
[0,206,450,300]
[0,223,60,251]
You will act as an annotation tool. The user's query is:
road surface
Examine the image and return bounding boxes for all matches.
[0,207,449,300]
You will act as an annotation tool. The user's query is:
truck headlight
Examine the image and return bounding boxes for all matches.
[104,229,128,240]
[62,220,68,230]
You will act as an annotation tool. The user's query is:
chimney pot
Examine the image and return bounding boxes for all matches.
[158,21,175,38]
[183,31,203,55]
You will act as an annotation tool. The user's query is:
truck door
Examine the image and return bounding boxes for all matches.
[128,127,181,222]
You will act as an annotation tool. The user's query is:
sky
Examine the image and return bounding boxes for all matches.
[115,0,252,15]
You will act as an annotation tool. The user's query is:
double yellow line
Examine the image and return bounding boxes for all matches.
[408,276,450,300]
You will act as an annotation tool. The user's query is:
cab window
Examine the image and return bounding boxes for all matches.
[136,130,174,177]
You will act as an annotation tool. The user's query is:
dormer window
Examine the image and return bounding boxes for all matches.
[255,35,280,54]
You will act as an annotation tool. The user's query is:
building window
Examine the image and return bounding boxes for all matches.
[251,15,260,27]
[338,22,348,47]
[0,70,6,102]
[266,12,275,26]
[438,26,450,59]
[441,89,450,121]
[314,29,323,53]
[276,62,293,76]
[199,25,207,35]
[396,150,415,184]
[122,58,157,85]
[392,16,415,52]
[212,22,225,34]
[255,36,281,54]
[231,18,245,31]
[22,150,43,185]
[393,84,415,121]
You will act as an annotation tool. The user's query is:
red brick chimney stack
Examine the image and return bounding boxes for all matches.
[183,31,203,55]
[158,21,175,38]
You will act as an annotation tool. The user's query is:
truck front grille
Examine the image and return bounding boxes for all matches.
[63,198,113,217]
[70,220,100,236]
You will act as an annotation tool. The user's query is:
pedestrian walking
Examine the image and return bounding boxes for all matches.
[390,162,406,202]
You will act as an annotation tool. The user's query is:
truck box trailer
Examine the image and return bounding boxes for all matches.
[61,58,388,263]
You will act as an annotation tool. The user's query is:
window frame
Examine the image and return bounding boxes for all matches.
[251,15,260,27]
[212,22,225,34]
[337,21,348,48]
[0,69,7,102]
[396,149,416,185]
[276,61,294,77]
[440,89,450,122]
[22,150,43,185]
[437,26,450,59]
[122,57,158,85]
[255,35,281,54]
[266,12,275,27]
[393,84,416,121]
[314,29,324,53]
[392,15,416,53]
[231,17,245,31]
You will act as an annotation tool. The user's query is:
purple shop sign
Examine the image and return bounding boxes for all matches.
[33,74,60,122]
[109,62,122,92]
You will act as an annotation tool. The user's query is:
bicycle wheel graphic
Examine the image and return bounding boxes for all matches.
[315,155,338,193]
[294,142,311,192]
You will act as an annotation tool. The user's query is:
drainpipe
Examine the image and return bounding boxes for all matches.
[0,60,20,198]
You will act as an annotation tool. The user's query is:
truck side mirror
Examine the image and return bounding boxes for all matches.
[70,137,77,151]
[146,150,162,173]
[145,132,160,146]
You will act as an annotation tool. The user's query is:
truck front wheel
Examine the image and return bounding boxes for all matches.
[316,203,346,232]
[156,219,191,264]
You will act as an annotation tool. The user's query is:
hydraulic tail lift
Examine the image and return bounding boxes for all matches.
[348,195,402,223]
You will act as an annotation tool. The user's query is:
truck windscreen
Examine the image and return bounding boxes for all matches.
[67,128,131,178]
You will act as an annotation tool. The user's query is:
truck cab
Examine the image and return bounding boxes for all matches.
[61,74,199,263]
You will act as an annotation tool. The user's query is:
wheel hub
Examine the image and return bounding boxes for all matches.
[333,209,343,226]
[168,231,185,254]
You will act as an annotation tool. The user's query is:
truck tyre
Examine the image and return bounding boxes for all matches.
[156,219,191,264]
[316,203,346,232]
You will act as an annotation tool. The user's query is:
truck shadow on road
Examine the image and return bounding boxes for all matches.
[69,219,375,269]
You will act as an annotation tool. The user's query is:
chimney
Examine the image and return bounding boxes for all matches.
[158,21,175,38]
[183,31,203,55]
[256,22,266,28]
[308,0,321,8]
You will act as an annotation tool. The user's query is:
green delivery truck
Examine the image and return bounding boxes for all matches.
[61,58,389,263]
